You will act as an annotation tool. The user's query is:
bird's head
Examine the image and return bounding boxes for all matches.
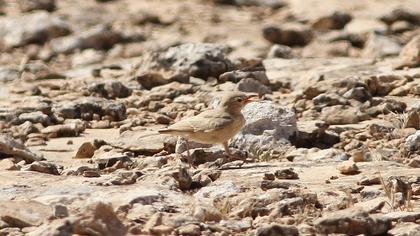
[219,92,258,114]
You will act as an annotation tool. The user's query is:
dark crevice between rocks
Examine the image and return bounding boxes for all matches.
[291,123,340,149]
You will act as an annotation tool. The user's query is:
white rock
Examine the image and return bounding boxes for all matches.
[405,130,420,151]
[231,101,297,151]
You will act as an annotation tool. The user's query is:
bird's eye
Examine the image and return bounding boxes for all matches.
[236,98,243,102]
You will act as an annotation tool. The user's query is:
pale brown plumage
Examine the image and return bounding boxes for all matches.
[158,91,257,166]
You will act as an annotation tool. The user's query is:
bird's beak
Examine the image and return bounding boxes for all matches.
[243,94,259,104]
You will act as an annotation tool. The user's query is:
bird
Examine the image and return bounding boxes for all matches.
[158,91,258,167]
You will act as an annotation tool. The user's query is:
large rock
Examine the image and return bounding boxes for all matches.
[405,130,420,151]
[147,43,234,79]
[0,200,53,228]
[395,35,420,69]
[362,33,402,59]
[53,97,126,121]
[312,11,352,30]
[315,209,391,235]
[231,101,297,151]
[379,8,420,25]
[0,66,20,82]
[49,24,123,54]
[262,24,313,46]
[87,81,132,99]
[72,202,127,236]
[0,134,44,163]
[0,11,70,48]
[255,224,299,236]
[112,130,177,155]
[17,0,56,12]
[388,222,420,236]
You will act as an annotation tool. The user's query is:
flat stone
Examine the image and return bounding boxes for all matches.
[388,222,420,236]
[0,134,44,163]
[0,200,53,228]
[112,130,177,155]
[315,209,391,235]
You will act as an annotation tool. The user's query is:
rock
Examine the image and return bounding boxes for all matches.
[74,142,96,159]
[231,101,297,151]
[351,150,366,162]
[17,0,56,12]
[405,130,420,151]
[0,11,70,48]
[236,78,272,96]
[144,43,233,80]
[20,61,64,81]
[219,70,269,84]
[22,161,60,175]
[0,66,20,82]
[262,24,313,46]
[176,224,201,236]
[193,205,222,222]
[49,24,123,54]
[108,170,141,185]
[395,35,420,69]
[294,120,339,148]
[53,97,127,121]
[358,176,381,185]
[0,200,53,228]
[25,219,73,236]
[274,168,299,179]
[53,204,68,218]
[41,123,85,138]
[379,8,420,25]
[345,18,387,34]
[321,105,367,125]
[83,170,101,178]
[337,161,359,175]
[195,181,241,200]
[260,180,293,190]
[388,222,420,236]
[91,120,111,129]
[360,188,382,200]
[0,134,44,163]
[383,211,420,223]
[315,209,391,235]
[72,202,127,236]
[135,71,188,90]
[312,11,352,30]
[92,146,131,169]
[267,44,292,59]
[408,157,420,168]
[112,130,177,155]
[17,111,50,125]
[343,87,371,102]
[362,33,402,59]
[72,49,106,67]
[255,224,299,236]
[0,158,18,170]
[354,197,386,213]
[13,121,39,138]
[87,81,132,99]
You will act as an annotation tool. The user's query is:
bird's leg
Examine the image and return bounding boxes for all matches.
[223,141,231,164]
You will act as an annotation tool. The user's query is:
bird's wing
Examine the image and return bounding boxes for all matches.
[166,110,234,133]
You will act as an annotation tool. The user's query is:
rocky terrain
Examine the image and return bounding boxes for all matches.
[0,0,420,235]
